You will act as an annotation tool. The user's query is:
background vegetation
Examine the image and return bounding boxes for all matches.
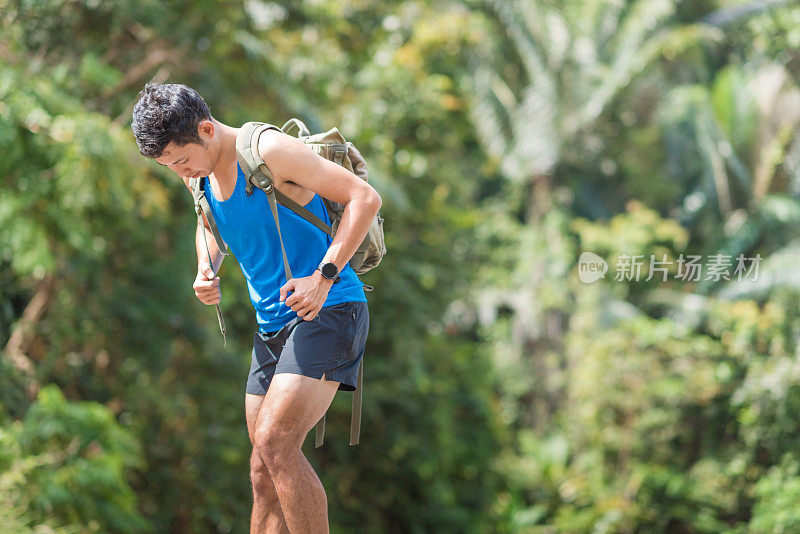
[2,0,800,532]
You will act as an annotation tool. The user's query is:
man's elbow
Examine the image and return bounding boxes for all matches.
[368,189,382,211]
[350,187,381,212]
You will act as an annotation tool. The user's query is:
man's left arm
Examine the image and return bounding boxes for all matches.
[259,132,382,320]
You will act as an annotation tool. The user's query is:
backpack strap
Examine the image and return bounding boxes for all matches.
[236,122,281,197]
[281,118,310,137]
[265,189,294,282]
[350,359,363,445]
[189,177,229,346]
[273,189,333,236]
[235,123,294,282]
[315,357,363,447]
[190,177,229,256]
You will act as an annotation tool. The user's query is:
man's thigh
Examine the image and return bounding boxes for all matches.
[255,373,340,450]
[246,393,266,444]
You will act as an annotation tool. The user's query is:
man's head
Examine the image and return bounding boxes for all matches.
[132,83,219,179]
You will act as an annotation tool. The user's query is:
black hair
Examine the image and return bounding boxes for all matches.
[131,83,212,158]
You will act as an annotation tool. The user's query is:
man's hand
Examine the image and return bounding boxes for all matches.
[280,272,334,321]
[194,264,221,305]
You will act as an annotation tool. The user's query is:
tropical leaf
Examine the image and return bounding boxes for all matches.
[717,241,800,300]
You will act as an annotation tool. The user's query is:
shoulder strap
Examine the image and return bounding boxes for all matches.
[281,118,310,137]
[237,122,334,236]
[189,177,228,346]
[265,189,293,282]
[190,177,229,256]
[236,122,281,196]
[274,189,333,237]
[236,122,295,281]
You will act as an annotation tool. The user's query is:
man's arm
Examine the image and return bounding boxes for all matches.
[195,212,225,275]
[184,179,225,305]
[258,131,382,319]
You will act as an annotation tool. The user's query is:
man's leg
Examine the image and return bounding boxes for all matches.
[253,372,340,534]
[245,393,290,534]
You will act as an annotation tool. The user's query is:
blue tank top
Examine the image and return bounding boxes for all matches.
[202,162,366,332]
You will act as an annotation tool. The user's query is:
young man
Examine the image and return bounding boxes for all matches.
[131,83,380,533]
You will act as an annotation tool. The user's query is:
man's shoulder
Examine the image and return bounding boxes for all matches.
[254,129,317,196]
[255,127,290,158]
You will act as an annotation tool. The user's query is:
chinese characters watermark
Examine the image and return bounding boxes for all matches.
[578,252,762,284]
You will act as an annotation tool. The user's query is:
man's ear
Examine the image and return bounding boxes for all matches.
[198,119,214,140]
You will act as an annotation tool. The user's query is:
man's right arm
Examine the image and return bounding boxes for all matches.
[195,212,224,275]
[184,177,225,305]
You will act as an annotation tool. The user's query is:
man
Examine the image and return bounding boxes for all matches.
[131,83,380,533]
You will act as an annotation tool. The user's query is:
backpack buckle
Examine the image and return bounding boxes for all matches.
[248,174,273,195]
[332,144,346,166]
[255,165,274,193]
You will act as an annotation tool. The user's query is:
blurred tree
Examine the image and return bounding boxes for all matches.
[461,0,717,462]
[660,62,800,271]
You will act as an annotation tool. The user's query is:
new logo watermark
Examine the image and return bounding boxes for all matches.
[578,252,762,284]
[578,252,609,283]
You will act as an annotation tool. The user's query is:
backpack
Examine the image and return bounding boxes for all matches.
[237,119,386,278]
[189,119,386,448]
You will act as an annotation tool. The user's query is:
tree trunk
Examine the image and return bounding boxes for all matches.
[2,274,55,398]
[526,174,554,224]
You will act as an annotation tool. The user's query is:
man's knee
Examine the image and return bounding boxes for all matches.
[250,450,279,496]
[253,421,298,468]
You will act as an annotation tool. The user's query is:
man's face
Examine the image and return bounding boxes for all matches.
[154,121,217,180]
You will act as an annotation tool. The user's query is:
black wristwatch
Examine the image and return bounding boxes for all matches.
[317,261,341,283]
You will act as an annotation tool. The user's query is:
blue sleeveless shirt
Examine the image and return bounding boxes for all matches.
[202,162,367,332]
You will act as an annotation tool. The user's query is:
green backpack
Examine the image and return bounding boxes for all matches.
[189,119,386,448]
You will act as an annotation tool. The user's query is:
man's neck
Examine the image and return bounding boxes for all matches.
[211,119,239,176]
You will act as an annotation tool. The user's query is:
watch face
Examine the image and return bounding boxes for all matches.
[321,262,338,279]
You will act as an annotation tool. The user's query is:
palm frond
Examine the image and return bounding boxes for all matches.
[469,66,513,160]
[697,195,800,293]
[529,7,571,70]
[750,64,800,197]
[576,24,721,132]
[695,107,733,214]
[485,0,553,94]
[503,86,560,180]
[574,0,623,49]
[710,65,757,155]
[605,0,675,62]
[717,241,800,300]
[702,0,791,28]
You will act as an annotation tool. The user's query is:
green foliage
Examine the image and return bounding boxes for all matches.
[750,456,800,533]
[573,200,689,295]
[0,501,74,534]
[0,385,147,533]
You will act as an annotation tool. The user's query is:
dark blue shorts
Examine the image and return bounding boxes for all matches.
[246,301,369,395]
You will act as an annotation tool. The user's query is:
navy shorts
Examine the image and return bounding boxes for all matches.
[246,301,369,395]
